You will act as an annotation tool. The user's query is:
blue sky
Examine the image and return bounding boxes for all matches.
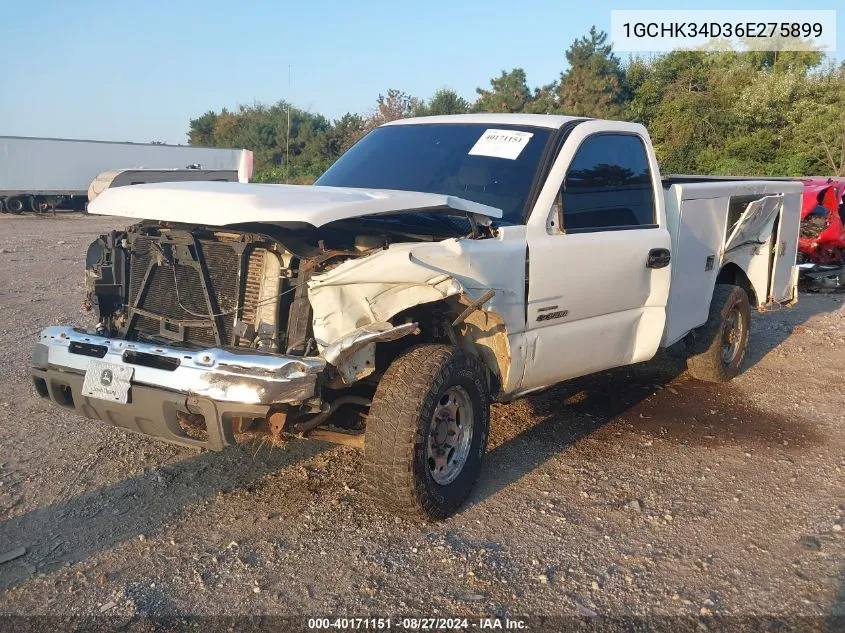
[1,0,840,145]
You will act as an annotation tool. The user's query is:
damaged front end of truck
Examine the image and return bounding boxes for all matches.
[30,182,515,450]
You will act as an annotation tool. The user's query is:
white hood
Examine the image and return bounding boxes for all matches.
[86,181,503,227]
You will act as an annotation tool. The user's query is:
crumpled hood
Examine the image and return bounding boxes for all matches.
[86,181,503,227]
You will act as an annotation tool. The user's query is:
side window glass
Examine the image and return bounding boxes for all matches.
[561,134,655,231]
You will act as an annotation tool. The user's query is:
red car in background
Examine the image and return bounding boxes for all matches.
[798,178,845,264]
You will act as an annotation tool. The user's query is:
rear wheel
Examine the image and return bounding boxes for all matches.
[685,284,751,383]
[363,344,490,520]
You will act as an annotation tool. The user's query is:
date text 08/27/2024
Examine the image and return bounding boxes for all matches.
[307,617,527,630]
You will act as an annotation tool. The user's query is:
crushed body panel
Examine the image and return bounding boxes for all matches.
[308,228,526,390]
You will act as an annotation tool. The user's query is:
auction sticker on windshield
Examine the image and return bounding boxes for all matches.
[468,129,534,160]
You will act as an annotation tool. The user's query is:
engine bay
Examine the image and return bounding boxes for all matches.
[83,216,483,355]
[85,223,382,354]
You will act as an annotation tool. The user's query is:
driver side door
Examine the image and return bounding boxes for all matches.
[517,122,672,393]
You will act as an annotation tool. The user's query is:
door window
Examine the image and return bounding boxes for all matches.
[560,134,655,232]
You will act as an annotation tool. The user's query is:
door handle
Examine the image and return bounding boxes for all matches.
[647,248,671,269]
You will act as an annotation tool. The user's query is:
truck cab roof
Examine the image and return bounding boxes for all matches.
[383,113,586,130]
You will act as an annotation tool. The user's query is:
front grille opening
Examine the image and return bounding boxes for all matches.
[33,377,49,398]
[52,382,74,408]
[69,341,108,358]
[123,351,181,371]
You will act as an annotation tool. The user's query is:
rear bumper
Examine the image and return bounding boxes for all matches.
[30,326,327,450]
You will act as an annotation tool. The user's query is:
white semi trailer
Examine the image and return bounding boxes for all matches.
[0,136,253,213]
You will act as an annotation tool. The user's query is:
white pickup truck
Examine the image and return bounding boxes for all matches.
[31,114,801,519]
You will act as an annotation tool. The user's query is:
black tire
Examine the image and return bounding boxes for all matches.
[0,199,6,213]
[364,344,490,520]
[685,284,751,382]
[29,197,50,213]
[6,197,24,214]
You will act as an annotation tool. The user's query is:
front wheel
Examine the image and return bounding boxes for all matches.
[363,344,490,520]
[685,284,751,383]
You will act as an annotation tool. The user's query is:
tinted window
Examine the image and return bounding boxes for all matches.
[316,124,552,225]
[561,134,654,231]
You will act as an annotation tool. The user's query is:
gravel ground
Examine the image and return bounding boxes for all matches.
[0,213,843,630]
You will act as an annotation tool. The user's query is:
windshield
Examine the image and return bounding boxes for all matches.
[315,123,553,225]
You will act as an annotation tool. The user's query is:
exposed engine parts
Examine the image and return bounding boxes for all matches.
[81,221,471,444]
[85,224,390,355]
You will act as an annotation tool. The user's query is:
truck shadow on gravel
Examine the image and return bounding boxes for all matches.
[470,294,837,507]
[0,440,325,592]
[832,566,845,630]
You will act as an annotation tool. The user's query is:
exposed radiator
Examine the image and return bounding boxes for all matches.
[127,235,246,348]
[239,247,269,346]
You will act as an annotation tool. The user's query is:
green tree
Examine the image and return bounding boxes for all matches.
[626,51,737,173]
[789,64,845,176]
[744,41,823,74]
[326,112,367,155]
[558,27,627,118]
[414,88,470,116]
[188,111,219,146]
[524,82,562,114]
[188,28,845,183]
[369,89,420,128]
[474,69,532,112]
[187,101,338,182]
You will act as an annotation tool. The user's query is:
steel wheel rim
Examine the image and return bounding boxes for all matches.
[426,385,473,485]
[721,303,744,365]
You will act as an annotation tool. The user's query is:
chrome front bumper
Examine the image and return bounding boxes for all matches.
[32,326,326,406]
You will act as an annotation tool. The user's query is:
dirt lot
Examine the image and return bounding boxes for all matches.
[0,213,843,629]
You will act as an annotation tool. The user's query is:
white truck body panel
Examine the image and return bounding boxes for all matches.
[662,181,802,346]
[0,136,253,195]
[87,181,503,227]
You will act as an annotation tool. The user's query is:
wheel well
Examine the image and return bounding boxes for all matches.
[380,299,508,397]
[715,263,758,307]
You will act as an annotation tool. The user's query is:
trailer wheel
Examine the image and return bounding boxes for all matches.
[0,199,6,213]
[5,197,24,214]
[29,197,50,213]
[685,284,751,383]
[363,344,490,520]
